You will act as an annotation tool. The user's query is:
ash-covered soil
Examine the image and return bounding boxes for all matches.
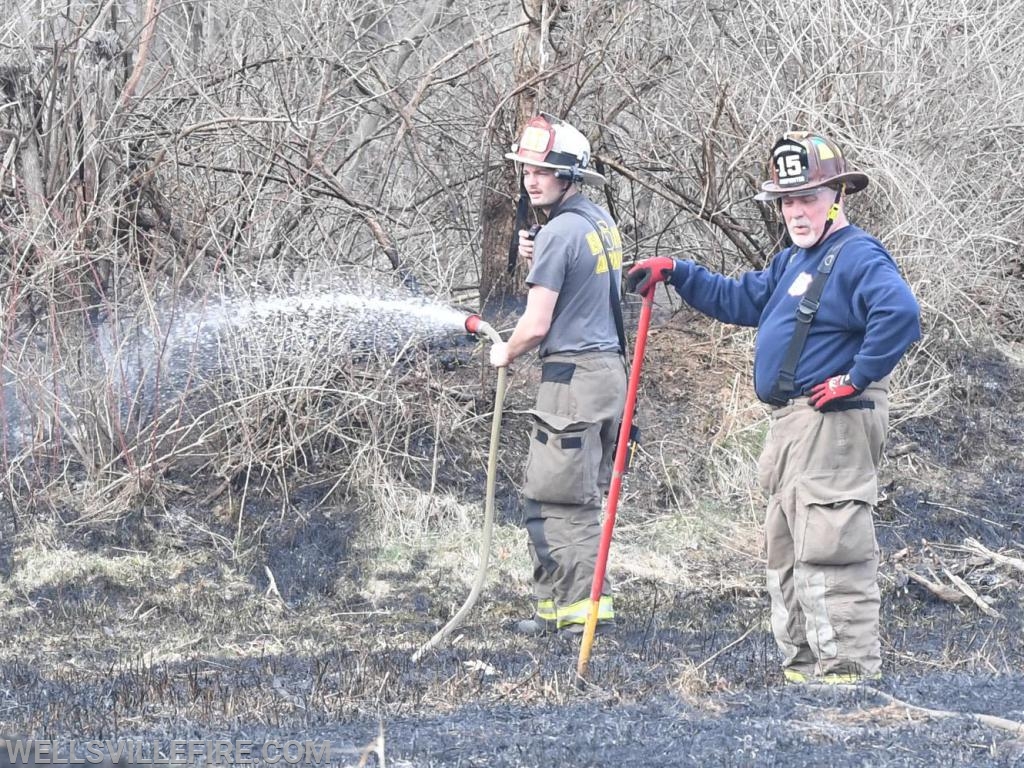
[0,334,1022,767]
[1,566,1022,767]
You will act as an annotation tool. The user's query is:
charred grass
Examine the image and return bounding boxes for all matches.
[0,326,1022,766]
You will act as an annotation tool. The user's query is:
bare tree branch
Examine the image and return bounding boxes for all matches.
[119,0,160,107]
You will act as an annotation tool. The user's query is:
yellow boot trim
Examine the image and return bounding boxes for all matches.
[818,670,881,685]
[556,595,614,629]
[783,668,813,684]
[535,599,556,622]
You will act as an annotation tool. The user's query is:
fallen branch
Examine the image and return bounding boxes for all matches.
[357,721,386,768]
[896,564,967,605]
[693,622,758,673]
[940,565,1002,619]
[810,685,1024,738]
[917,540,1003,618]
[921,539,1003,618]
[963,537,1024,575]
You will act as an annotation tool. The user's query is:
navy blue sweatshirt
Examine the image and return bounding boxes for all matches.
[669,226,921,403]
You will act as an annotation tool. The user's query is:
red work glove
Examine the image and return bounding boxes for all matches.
[808,374,861,411]
[625,257,676,297]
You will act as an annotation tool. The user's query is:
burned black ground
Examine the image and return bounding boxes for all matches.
[1,568,1021,766]
[0,341,1022,766]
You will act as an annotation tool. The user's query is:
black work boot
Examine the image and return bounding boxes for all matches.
[817,660,882,685]
[557,620,616,638]
[513,617,557,636]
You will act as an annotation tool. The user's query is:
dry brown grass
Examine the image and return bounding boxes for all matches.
[0,0,1020,640]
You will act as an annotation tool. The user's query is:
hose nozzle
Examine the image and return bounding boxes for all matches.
[464,314,483,335]
[464,314,502,344]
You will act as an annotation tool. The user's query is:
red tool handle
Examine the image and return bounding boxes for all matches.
[578,292,654,676]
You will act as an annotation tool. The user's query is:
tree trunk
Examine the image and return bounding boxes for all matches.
[478,156,518,313]
[11,73,52,253]
[478,0,545,313]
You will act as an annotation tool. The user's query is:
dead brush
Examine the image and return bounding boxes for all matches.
[637,323,766,521]
[335,354,491,549]
[671,660,728,712]
[0,264,481,538]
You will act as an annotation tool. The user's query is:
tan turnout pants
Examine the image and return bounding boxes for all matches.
[758,380,889,679]
[521,351,627,629]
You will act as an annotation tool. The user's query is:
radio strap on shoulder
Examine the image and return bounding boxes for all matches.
[560,206,639,470]
[768,229,859,405]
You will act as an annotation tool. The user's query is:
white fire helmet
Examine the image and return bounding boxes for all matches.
[505,114,605,187]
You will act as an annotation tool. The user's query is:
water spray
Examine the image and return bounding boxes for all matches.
[412,314,507,661]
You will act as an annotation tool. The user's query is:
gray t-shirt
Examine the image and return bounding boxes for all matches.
[526,194,623,357]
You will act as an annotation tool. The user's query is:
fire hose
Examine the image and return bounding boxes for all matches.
[412,314,505,662]
[412,296,652,671]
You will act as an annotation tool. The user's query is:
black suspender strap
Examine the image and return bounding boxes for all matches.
[557,208,628,358]
[768,229,859,405]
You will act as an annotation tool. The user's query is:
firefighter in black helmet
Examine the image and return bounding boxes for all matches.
[628,131,921,682]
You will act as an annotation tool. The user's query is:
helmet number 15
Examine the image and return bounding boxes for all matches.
[776,154,803,179]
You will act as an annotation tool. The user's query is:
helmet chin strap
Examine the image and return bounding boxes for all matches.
[553,180,574,208]
[812,183,846,247]
[536,175,576,216]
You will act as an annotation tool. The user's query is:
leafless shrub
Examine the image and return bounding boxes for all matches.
[0,0,1019,543]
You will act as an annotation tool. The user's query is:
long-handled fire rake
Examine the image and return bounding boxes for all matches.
[577,291,654,677]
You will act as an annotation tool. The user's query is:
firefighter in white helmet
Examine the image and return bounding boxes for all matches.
[489,114,625,636]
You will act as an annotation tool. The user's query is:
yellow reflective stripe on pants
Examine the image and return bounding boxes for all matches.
[784,668,880,685]
[783,668,812,684]
[535,599,556,621]
[556,595,614,628]
[819,670,881,685]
